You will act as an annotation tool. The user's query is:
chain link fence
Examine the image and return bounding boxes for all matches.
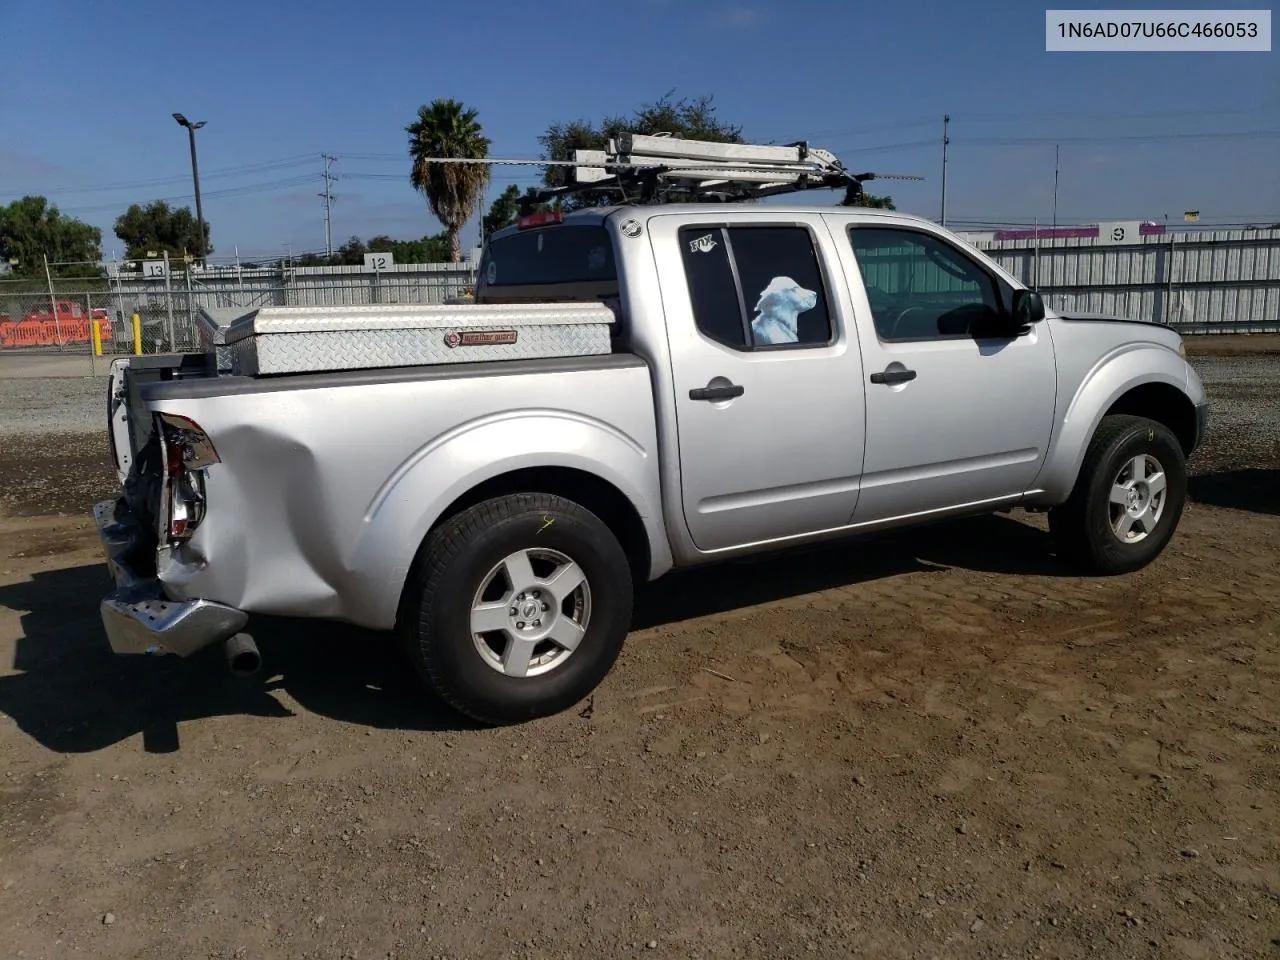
[0,262,479,373]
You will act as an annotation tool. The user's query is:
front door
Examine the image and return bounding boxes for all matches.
[649,213,867,553]
[825,218,1058,524]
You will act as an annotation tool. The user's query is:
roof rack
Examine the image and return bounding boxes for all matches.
[518,132,924,213]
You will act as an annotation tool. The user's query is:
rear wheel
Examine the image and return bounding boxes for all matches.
[1048,414,1187,575]
[400,492,634,725]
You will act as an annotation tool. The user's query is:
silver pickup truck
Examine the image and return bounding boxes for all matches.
[94,203,1209,725]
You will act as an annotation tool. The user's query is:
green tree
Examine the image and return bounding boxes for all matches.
[840,192,896,209]
[482,185,521,240]
[537,91,744,210]
[0,195,102,277]
[406,98,491,263]
[369,232,451,263]
[113,200,212,262]
[481,185,552,240]
[326,232,452,266]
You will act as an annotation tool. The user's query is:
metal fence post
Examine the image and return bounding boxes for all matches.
[163,251,175,351]
[43,254,64,349]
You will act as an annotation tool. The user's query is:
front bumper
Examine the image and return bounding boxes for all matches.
[93,498,247,656]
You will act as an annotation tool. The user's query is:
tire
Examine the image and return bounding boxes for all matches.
[1048,414,1187,575]
[399,492,634,725]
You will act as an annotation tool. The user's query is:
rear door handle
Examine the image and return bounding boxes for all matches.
[869,368,917,385]
[689,381,745,401]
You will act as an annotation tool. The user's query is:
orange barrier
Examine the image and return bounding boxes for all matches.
[0,316,113,349]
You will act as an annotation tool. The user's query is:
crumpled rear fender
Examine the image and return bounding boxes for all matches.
[345,409,665,629]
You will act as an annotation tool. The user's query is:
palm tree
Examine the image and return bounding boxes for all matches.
[406,99,491,263]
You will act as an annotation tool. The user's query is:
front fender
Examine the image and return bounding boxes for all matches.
[345,409,665,629]
[1032,344,1192,502]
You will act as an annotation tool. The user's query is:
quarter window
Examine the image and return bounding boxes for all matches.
[679,225,833,350]
[846,227,1005,340]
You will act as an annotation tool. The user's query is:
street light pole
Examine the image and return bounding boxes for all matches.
[173,112,207,265]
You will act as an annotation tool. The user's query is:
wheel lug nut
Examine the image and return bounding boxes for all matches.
[541,603,549,612]
[532,590,540,599]
[533,620,541,628]
[510,607,518,615]
[516,621,526,630]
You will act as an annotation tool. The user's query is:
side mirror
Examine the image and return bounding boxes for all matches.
[1011,289,1045,329]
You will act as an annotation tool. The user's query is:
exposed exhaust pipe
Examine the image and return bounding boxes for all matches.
[224,633,261,677]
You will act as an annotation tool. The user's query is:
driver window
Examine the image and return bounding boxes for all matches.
[846,227,1003,341]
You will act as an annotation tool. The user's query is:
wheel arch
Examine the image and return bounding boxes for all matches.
[1033,356,1194,504]
[345,410,669,631]
[416,465,652,585]
[1102,381,1198,456]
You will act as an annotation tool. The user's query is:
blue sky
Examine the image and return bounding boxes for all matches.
[1,0,1275,260]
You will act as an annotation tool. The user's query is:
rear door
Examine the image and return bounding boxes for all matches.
[648,212,867,553]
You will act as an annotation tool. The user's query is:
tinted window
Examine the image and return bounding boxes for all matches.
[679,224,833,350]
[846,227,1003,340]
[478,226,616,288]
[678,227,748,348]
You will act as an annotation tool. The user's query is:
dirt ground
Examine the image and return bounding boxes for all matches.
[1,350,1278,959]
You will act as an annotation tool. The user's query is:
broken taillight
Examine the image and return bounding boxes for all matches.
[158,413,219,544]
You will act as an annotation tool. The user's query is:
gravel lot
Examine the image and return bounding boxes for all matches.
[1,342,1277,959]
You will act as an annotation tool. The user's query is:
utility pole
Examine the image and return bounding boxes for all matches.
[172,113,207,264]
[319,153,338,259]
[1052,144,1060,230]
[940,114,950,227]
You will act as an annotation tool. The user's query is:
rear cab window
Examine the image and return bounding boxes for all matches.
[475,225,619,303]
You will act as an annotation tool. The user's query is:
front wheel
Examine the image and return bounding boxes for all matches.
[1048,414,1188,575]
[400,492,634,725]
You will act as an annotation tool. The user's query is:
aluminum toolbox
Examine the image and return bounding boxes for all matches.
[221,302,616,376]
[195,305,249,373]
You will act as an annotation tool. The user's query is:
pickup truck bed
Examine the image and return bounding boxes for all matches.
[103,349,665,628]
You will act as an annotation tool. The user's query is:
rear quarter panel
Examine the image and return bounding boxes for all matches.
[142,357,667,630]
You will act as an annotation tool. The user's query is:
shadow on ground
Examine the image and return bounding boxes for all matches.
[0,511,1068,754]
[1189,468,1279,516]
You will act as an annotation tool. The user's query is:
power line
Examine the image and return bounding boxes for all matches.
[5,155,316,197]
[57,175,320,214]
[961,129,1280,146]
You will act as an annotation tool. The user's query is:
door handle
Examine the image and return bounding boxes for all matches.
[869,367,917,385]
[689,381,745,401]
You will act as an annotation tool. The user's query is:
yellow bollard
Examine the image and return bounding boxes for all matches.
[132,313,143,355]
[91,319,103,357]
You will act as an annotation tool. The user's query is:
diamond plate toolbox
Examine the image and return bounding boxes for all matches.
[220,302,615,376]
[197,305,249,373]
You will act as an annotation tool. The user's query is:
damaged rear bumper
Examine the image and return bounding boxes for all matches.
[93,498,247,657]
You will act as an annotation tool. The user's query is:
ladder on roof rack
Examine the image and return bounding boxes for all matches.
[519,132,924,212]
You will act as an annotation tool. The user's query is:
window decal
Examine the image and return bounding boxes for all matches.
[688,233,718,254]
[750,276,818,345]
